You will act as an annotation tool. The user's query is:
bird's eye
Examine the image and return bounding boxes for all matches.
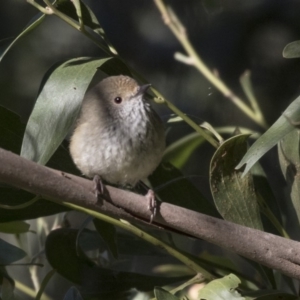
[114,97,122,104]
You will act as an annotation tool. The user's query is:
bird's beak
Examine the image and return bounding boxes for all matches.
[137,84,151,96]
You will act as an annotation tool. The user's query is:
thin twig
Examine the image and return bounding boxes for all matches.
[153,0,268,129]
[240,70,267,126]
[151,87,219,148]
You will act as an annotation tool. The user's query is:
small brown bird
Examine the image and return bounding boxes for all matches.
[70,75,165,190]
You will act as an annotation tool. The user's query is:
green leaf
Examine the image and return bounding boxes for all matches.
[278,129,300,224]
[0,13,45,62]
[236,96,300,176]
[198,274,245,300]
[154,287,180,300]
[21,57,111,165]
[283,41,300,58]
[210,134,263,230]
[0,221,30,234]
[198,251,275,291]
[0,238,26,264]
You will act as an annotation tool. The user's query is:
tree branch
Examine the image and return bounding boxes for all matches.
[0,147,300,280]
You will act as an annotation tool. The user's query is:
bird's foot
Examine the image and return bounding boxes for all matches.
[145,189,157,223]
[93,175,105,199]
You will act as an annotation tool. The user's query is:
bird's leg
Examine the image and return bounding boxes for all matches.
[93,174,105,198]
[137,181,157,223]
[145,189,157,223]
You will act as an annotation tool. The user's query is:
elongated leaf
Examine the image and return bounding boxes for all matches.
[0,13,45,62]
[198,274,245,300]
[0,238,26,264]
[210,134,263,230]
[21,57,111,165]
[211,135,274,286]
[283,41,300,58]
[278,129,300,224]
[236,96,300,176]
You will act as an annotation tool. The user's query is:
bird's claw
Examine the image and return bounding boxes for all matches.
[93,175,105,199]
[145,189,157,223]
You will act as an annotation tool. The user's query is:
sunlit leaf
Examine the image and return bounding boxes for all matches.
[236,96,300,176]
[198,274,245,300]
